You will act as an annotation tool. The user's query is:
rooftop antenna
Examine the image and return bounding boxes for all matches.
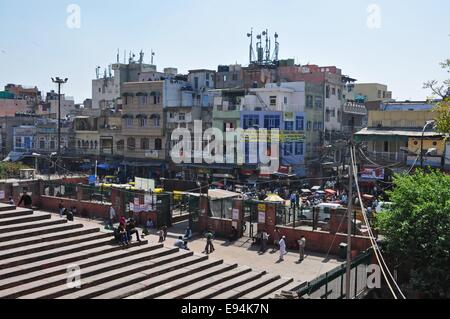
[263,29,270,62]
[256,33,263,63]
[151,50,155,65]
[108,64,112,78]
[139,50,144,64]
[247,28,256,64]
[124,50,126,64]
[273,32,280,62]
[117,49,119,63]
[95,66,100,79]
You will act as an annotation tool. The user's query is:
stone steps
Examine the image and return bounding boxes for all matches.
[185,270,267,299]
[3,245,175,299]
[21,249,198,299]
[0,230,110,259]
[0,213,51,227]
[126,262,238,299]
[0,207,33,219]
[240,277,294,299]
[156,265,253,299]
[263,280,306,299]
[0,227,102,251]
[0,219,71,238]
[212,274,282,299]
[0,244,163,291]
[71,254,219,299]
[0,204,16,212]
[0,205,301,300]
[0,236,117,270]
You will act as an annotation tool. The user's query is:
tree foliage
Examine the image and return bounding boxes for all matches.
[377,170,450,298]
[0,162,30,179]
[424,59,450,134]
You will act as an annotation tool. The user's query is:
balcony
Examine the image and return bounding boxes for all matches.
[364,151,407,163]
[343,101,367,116]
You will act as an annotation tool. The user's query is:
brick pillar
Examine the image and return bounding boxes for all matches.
[232,199,244,237]
[265,203,277,244]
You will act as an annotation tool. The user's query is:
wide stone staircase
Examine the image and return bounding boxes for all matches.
[0,203,303,299]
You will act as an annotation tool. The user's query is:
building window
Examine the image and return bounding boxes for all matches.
[243,115,260,129]
[378,90,382,99]
[94,141,98,149]
[40,139,45,149]
[326,109,331,122]
[284,142,293,156]
[285,122,294,131]
[313,122,318,131]
[307,121,312,131]
[270,96,277,107]
[50,140,56,150]
[127,138,136,151]
[315,96,323,109]
[153,116,160,127]
[295,142,304,156]
[232,73,238,81]
[331,110,336,117]
[117,140,124,151]
[383,91,386,99]
[306,95,313,108]
[384,141,389,152]
[194,77,199,90]
[90,141,93,149]
[284,97,288,104]
[77,140,81,149]
[125,118,133,128]
[141,138,150,150]
[264,115,281,130]
[139,95,147,105]
[223,75,227,82]
[179,113,186,121]
[332,87,336,95]
[296,116,304,131]
[140,118,148,127]
[338,89,342,100]
[155,138,162,151]
[326,86,330,98]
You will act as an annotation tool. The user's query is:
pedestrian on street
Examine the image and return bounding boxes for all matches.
[279,236,287,261]
[108,206,116,228]
[162,225,168,241]
[272,228,281,252]
[158,228,165,243]
[260,230,269,253]
[298,236,306,262]
[203,230,215,254]
[58,200,65,218]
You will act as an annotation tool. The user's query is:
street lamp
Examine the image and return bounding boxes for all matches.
[420,120,436,169]
[51,77,68,176]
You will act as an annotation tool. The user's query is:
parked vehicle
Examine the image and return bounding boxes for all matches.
[299,203,344,222]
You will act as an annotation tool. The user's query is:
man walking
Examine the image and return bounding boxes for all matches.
[272,228,281,252]
[108,206,116,228]
[298,236,306,262]
[203,230,215,255]
[279,236,287,261]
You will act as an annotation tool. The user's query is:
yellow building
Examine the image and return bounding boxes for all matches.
[354,83,392,102]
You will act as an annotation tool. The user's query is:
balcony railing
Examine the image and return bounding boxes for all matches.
[364,151,407,163]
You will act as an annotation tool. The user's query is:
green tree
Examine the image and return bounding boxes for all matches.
[424,59,450,134]
[0,162,30,179]
[377,170,450,298]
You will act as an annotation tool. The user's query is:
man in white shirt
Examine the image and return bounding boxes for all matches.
[108,206,116,228]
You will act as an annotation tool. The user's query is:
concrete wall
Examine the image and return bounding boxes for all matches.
[0,99,29,116]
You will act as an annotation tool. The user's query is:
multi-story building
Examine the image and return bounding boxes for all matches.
[215,64,244,89]
[13,126,36,153]
[38,91,76,119]
[120,81,166,178]
[240,82,307,177]
[355,102,444,168]
[0,114,39,158]
[0,84,41,116]
[35,119,73,156]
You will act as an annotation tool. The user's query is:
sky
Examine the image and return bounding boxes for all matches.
[0,0,449,103]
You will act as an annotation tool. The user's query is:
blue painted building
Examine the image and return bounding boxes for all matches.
[241,111,306,176]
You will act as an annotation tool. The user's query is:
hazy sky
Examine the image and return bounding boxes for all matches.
[1,0,449,103]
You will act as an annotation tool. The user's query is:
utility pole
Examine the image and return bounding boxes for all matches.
[345,119,355,299]
[51,77,68,176]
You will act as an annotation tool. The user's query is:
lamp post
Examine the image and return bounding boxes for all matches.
[420,120,435,169]
[51,77,68,176]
